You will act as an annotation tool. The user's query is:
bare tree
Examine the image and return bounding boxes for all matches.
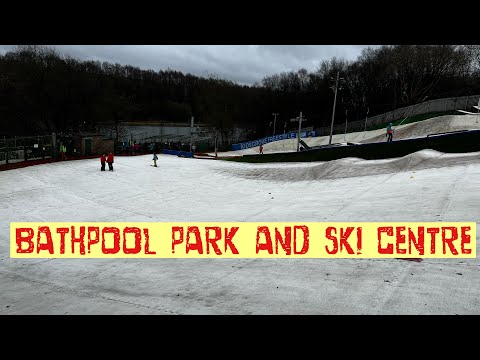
[390,45,469,104]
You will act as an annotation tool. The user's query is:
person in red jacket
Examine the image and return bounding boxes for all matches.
[100,153,106,171]
[107,152,114,171]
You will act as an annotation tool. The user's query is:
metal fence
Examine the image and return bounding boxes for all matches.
[3,94,480,162]
[315,94,480,136]
[0,134,55,165]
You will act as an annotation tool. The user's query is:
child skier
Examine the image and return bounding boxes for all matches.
[386,123,394,142]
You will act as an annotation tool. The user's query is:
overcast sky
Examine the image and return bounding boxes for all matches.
[0,45,378,85]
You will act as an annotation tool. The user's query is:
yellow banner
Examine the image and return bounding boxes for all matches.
[10,222,476,258]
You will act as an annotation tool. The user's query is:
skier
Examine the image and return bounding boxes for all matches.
[152,152,158,167]
[259,144,263,154]
[386,123,394,142]
[107,152,114,171]
[100,153,106,171]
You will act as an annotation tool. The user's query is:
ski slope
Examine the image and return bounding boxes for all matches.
[1,143,479,314]
[214,113,480,157]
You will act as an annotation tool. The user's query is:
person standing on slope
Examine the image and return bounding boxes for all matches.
[152,152,158,167]
[386,123,394,142]
[259,144,264,154]
[107,152,114,171]
[100,153,106,171]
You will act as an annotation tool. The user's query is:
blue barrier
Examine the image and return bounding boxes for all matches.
[161,149,194,158]
[162,149,177,155]
[177,151,194,158]
[231,131,316,151]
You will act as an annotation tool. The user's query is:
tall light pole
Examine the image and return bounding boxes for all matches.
[328,71,343,146]
[272,113,279,135]
[190,116,194,153]
[290,111,306,152]
[363,107,369,138]
[215,130,218,158]
[344,109,348,141]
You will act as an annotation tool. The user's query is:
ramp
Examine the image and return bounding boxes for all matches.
[299,139,311,150]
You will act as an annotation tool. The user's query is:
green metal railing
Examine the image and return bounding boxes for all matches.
[0,134,55,164]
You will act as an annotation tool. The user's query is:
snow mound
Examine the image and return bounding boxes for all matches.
[217,149,480,182]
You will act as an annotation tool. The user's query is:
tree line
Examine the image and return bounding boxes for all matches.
[1,45,480,144]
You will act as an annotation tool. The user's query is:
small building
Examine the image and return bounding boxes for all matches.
[70,133,114,156]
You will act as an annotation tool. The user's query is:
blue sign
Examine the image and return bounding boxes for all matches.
[231,131,316,151]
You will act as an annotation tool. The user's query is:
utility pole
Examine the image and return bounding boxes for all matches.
[329,71,342,146]
[272,113,279,135]
[190,116,194,153]
[344,109,348,141]
[214,129,218,158]
[363,107,369,138]
[290,111,306,152]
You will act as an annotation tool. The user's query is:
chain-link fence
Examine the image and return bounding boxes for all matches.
[315,94,480,136]
[0,134,55,165]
